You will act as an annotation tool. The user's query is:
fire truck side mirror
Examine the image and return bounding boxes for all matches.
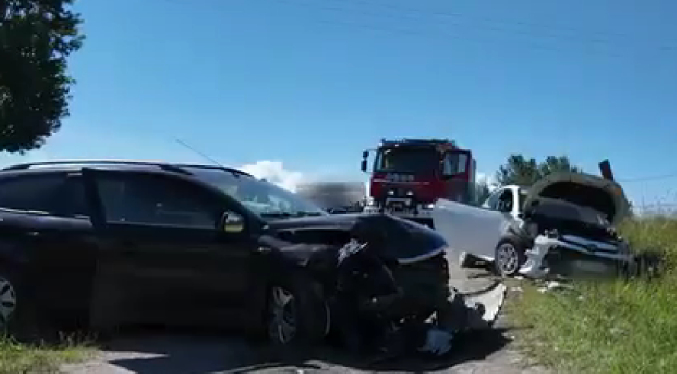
[361,150,369,172]
[440,160,452,179]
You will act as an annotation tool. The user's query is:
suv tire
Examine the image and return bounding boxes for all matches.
[0,266,43,342]
[266,274,328,347]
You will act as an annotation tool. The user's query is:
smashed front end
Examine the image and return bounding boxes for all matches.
[329,215,448,344]
[517,173,634,279]
[333,214,504,356]
[519,230,633,279]
[267,213,504,356]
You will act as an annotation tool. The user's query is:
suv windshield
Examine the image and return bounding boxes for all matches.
[186,167,327,219]
[374,147,438,175]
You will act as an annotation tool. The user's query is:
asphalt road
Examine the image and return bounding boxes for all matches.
[61,252,550,374]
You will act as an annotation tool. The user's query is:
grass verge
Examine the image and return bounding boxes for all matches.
[509,216,677,374]
[0,333,93,374]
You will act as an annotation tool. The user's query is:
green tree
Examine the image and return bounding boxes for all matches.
[538,155,582,177]
[495,154,582,187]
[0,0,84,153]
[495,154,541,186]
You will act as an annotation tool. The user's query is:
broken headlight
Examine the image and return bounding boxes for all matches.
[545,229,560,238]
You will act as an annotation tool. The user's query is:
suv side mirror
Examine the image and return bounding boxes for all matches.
[220,211,245,233]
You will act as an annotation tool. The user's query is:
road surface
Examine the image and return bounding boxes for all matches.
[61,253,549,374]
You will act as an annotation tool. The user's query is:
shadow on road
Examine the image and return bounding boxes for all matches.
[94,326,512,374]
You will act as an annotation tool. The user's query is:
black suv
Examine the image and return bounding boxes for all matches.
[0,160,451,347]
[0,160,337,342]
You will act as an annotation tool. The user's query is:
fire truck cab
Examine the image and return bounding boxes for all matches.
[361,138,476,228]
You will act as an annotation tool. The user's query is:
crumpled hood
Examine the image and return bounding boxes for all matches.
[522,172,630,226]
[265,213,448,264]
[264,212,362,231]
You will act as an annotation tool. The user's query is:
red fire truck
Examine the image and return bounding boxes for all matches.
[361,138,476,227]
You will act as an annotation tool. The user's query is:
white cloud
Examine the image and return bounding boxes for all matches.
[238,160,309,192]
[0,152,312,194]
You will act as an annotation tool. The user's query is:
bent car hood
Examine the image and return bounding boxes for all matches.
[264,212,363,231]
[522,172,630,226]
[266,213,447,263]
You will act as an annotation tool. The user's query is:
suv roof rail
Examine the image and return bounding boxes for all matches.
[173,163,253,177]
[1,159,253,177]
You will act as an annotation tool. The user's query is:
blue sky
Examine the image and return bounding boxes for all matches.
[2,0,676,206]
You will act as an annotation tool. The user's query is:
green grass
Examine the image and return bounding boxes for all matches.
[0,333,93,374]
[509,216,677,374]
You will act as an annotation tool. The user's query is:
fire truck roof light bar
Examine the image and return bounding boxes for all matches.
[380,138,454,146]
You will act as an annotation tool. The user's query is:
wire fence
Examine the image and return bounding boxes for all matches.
[632,203,677,217]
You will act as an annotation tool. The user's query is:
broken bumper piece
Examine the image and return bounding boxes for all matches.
[417,282,507,357]
[519,234,633,279]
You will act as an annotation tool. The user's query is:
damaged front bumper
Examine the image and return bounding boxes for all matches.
[519,234,633,279]
[363,199,436,227]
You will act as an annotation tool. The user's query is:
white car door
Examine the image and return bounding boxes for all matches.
[432,187,513,261]
[431,199,476,255]
[470,187,514,259]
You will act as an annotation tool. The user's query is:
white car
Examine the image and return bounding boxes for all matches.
[431,172,633,278]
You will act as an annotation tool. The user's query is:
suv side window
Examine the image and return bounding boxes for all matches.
[497,189,514,212]
[0,173,89,217]
[96,173,221,229]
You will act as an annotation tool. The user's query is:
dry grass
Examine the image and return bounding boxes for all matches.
[0,332,93,374]
[510,216,677,374]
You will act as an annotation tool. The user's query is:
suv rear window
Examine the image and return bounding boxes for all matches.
[0,173,89,217]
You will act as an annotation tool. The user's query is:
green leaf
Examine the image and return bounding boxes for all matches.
[0,0,84,153]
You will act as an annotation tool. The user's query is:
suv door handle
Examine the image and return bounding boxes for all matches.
[26,231,41,237]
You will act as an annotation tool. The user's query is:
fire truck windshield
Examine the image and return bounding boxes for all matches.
[374,147,439,175]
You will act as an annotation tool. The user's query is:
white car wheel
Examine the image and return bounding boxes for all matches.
[495,243,520,276]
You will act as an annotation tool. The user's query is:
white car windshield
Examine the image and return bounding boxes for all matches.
[185,167,328,219]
